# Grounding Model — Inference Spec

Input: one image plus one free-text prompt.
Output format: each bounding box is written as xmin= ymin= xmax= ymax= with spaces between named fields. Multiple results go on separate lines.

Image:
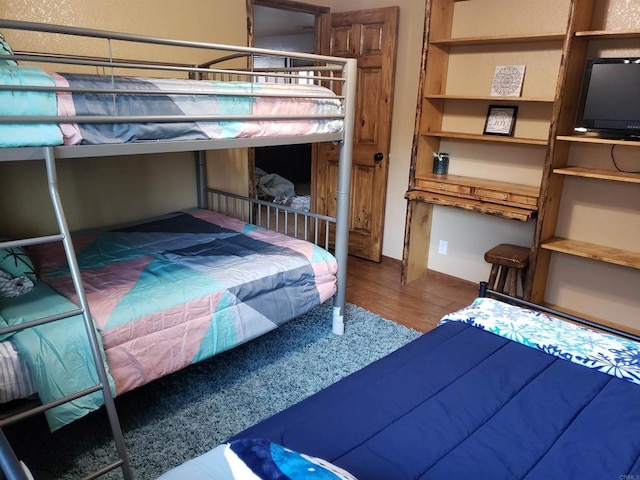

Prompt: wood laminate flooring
xmin=345 ymin=255 xmax=478 ymax=332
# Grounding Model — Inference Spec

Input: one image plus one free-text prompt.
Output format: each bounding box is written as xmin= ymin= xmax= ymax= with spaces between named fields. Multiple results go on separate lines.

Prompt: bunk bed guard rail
xmin=0 ymin=18 xmax=357 ymax=336
xmin=0 ymin=18 xmax=357 ymax=480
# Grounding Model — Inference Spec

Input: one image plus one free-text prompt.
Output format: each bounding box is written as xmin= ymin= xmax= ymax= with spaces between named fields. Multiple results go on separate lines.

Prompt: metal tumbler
xmin=432 ymin=152 xmax=449 ymax=175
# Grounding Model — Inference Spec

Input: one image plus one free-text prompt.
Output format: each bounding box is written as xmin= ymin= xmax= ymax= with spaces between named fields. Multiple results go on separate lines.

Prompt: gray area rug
xmin=6 ymin=302 xmax=421 ymax=479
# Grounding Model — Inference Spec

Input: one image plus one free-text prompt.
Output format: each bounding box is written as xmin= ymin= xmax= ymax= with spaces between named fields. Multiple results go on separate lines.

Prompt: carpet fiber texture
xmin=6 ymin=302 xmax=421 ymax=480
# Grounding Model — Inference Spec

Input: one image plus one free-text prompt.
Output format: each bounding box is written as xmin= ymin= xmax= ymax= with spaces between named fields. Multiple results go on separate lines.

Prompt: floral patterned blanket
xmin=439 ymin=297 xmax=640 ymax=386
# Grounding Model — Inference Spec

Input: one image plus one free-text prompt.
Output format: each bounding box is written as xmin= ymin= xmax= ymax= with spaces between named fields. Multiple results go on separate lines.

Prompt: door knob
xmin=373 ymin=152 xmax=384 ymax=162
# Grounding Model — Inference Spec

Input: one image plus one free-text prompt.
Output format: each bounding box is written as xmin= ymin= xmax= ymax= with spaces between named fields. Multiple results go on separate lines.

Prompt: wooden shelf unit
xmin=529 ymin=2 xmax=640 ymax=326
xmin=402 ymin=0 xmax=639 ymax=330
xmin=402 ymin=0 xmax=566 ymax=284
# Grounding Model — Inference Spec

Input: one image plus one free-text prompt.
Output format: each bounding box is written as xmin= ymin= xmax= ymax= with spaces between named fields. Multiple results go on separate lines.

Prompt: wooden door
xmin=314 ymin=6 xmax=399 ymax=262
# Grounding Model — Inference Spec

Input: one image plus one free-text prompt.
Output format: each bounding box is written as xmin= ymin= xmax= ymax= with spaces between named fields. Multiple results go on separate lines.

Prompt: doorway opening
xmin=253 ymin=5 xmax=315 ymax=206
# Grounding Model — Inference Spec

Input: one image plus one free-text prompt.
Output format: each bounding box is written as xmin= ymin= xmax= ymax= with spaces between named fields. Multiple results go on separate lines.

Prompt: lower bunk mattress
xmin=0 ymin=209 xmax=337 ymax=430
xmin=161 ymin=297 xmax=640 ymax=480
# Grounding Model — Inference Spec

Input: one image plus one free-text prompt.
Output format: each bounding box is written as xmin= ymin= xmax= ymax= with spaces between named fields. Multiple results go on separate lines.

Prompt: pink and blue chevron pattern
xmin=21 ymin=209 xmax=336 ymax=426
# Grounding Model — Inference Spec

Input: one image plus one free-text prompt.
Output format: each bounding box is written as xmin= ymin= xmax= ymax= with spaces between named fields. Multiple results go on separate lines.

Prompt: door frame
xmin=247 ymin=0 xmax=330 ymax=54
xmin=246 ymin=0 xmax=331 ymax=201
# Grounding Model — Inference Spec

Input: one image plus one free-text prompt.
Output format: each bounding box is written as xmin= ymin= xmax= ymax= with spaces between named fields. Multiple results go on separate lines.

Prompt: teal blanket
xmin=0 ymin=65 xmax=63 ymax=147
xmin=0 ymin=282 xmax=114 ymax=431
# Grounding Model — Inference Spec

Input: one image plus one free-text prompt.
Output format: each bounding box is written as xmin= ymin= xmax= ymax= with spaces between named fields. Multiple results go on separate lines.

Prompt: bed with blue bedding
xmin=0 ymin=209 xmax=337 ymax=431
xmin=159 ymin=295 xmax=640 ymax=480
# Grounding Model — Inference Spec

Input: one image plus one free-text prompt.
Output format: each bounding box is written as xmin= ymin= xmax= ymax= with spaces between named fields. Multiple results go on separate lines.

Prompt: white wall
xmin=426 ymin=138 xmax=541 ymax=282
xmin=429 ymin=208 xmax=535 ymax=282
xmin=256 ymin=34 xmax=315 ymax=53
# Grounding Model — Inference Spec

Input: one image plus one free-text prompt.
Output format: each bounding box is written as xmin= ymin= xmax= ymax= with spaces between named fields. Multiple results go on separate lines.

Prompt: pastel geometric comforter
xmin=0 ymin=65 xmax=344 ymax=147
xmin=11 ymin=209 xmax=337 ymax=429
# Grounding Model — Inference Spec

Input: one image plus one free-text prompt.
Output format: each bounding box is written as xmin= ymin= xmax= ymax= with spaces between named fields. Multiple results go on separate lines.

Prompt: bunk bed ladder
xmin=0 ymin=147 xmax=133 ymax=480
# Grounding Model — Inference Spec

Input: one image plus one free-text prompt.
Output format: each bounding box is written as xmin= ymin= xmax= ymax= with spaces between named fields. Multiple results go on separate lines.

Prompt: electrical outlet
xmin=438 ymin=240 xmax=448 ymax=255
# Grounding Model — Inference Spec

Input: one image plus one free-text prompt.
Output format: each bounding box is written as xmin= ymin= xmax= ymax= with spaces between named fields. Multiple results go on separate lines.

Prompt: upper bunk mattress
xmin=0 ymin=65 xmax=344 ymax=147
xmin=20 ymin=209 xmax=338 ymax=398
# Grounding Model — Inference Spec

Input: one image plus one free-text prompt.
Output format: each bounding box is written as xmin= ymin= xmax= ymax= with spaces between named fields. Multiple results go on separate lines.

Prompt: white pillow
xmin=157 ymin=439 xmax=357 ymax=480
xmin=0 ymin=269 xmax=35 ymax=298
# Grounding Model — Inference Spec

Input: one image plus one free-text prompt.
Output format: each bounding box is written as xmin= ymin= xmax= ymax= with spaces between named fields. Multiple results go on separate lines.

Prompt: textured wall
xmin=1 ymin=0 xmax=246 ymax=49
xmin=0 ymin=0 xmax=247 ymax=235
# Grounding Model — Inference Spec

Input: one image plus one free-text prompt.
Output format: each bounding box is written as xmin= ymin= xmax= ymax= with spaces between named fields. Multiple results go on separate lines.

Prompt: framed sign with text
xmin=483 ymin=105 xmax=518 ymax=136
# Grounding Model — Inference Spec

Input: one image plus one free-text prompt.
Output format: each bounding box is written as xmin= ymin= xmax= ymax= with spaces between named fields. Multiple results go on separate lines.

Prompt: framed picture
xmin=483 ymin=105 xmax=518 ymax=136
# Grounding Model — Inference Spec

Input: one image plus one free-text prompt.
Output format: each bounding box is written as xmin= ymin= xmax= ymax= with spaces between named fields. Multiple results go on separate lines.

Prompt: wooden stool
xmin=484 ymin=244 xmax=530 ymax=298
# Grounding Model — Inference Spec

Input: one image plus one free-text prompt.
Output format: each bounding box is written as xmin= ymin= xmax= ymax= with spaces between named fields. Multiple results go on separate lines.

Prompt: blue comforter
xmin=231 ymin=299 xmax=640 ymax=479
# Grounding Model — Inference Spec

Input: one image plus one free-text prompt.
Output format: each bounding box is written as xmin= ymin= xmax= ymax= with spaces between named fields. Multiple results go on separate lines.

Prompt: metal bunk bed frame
xmin=0 ymin=19 xmax=356 ymax=480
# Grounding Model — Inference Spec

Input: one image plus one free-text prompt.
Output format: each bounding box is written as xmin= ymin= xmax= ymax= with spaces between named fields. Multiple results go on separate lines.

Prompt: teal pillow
xmin=0 ymin=32 xmax=18 ymax=66
xmin=0 ymin=245 xmax=37 ymax=284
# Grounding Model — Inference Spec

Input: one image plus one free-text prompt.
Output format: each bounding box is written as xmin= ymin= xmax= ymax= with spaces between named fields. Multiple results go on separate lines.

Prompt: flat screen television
xmin=574 ymin=57 xmax=640 ymax=140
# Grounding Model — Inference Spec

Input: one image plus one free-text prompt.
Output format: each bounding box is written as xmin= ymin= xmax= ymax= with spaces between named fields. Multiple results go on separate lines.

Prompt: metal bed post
xmin=42 ymin=147 xmax=134 ymax=480
xmin=195 ymin=150 xmax=207 ymax=209
xmin=0 ymin=431 xmax=27 ymax=480
xmin=191 ymin=65 xmax=208 ymax=211
xmin=331 ymin=58 xmax=357 ymax=335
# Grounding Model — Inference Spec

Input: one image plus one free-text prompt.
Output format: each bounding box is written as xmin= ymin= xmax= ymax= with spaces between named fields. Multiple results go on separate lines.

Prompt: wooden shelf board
xmin=430 ymin=33 xmax=565 ymax=46
xmin=575 ymin=29 xmax=640 ymax=40
xmin=541 ymin=237 xmax=640 ymax=269
xmin=405 ymin=190 xmax=536 ymax=222
xmin=553 ymin=166 xmax=640 ymax=184
xmin=541 ymin=303 xmax=640 ymax=339
xmin=423 ymin=131 xmax=548 ymax=146
xmin=557 ymin=135 xmax=640 ymax=147
xmin=425 ymin=94 xmax=553 ymax=103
